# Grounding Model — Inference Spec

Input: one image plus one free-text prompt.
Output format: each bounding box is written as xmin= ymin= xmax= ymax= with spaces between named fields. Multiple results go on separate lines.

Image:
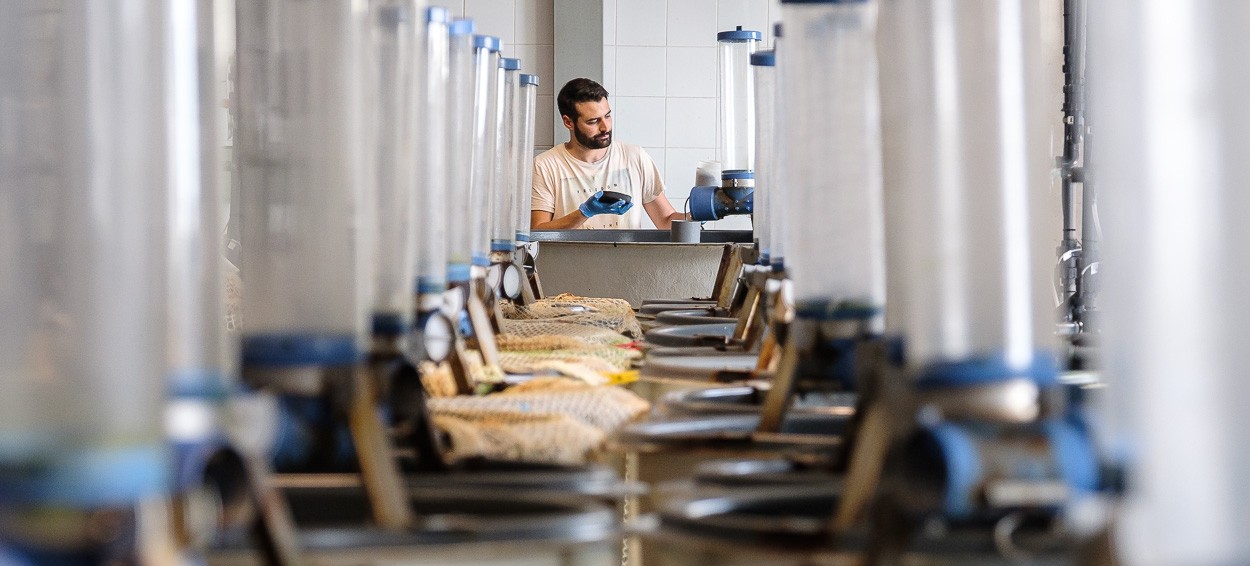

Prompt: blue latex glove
xmin=578 ymin=190 xmax=634 ymax=217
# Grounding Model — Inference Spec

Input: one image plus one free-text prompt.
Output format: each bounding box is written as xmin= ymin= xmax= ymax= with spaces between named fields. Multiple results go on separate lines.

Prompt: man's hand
xmin=578 ymin=190 xmax=635 ymax=217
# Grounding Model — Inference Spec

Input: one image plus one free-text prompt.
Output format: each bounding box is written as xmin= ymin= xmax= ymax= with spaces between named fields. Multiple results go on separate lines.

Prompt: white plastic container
xmin=1091 ymin=1 xmax=1250 ymax=563
xmin=515 ymin=75 xmax=540 ymax=244
xmin=491 ymin=59 xmax=521 ymax=254
xmin=446 ymin=19 xmax=477 ymax=282
xmin=368 ymin=0 xmax=418 ymax=336
xmin=415 ymin=7 xmax=451 ymax=298
xmin=778 ymin=0 xmax=885 ymax=323
xmin=0 ymin=0 xmax=170 ymax=505
xmin=236 ymin=0 xmax=371 ymax=359
xmin=469 ymin=35 xmax=501 ymax=267
xmin=751 ymin=50 xmax=777 ymax=263
xmin=878 ymin=0 xmax=1045 ymax=372
xmin=717 ymin=27 xmax=761 ymax=175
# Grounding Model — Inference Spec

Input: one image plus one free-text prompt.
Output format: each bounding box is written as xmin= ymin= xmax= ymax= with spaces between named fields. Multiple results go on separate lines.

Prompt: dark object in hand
xmin=597 ymin=190 xmax=632 ymax=205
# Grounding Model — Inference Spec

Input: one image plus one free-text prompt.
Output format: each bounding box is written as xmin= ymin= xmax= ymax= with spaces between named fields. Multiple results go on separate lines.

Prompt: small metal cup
xmin=671 ymin=220 xmax=701 ymax=243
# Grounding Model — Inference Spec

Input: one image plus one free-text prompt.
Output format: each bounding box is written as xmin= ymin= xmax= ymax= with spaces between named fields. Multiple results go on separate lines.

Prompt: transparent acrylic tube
xmin=779 ymin=1 xmax=885 ymax=322
xmin=368 ymin=0 xmax=418 ymax=335
xmin=769 ymin=33 xmax=788 ymax=269
xmin=491 ymin=62 xmax=520 ymax=253
xmin=877 ymin=0 xmax=1042 ymax=371
xmin=515 ymin=77 xmax=539 ymax=244
xmin=236 ymin=0 xmax=370 ymax=352
xmin=1091 ymin=1 xmax=1250 ymax=563
xmin=0 ymin=0 xmax=169 ymax=505
xmin=718 ymin=30 xmax=760 ymax=173
xmin=468 ymin=36 xmax=501 ymax=267
xmin=752 ymin=51 xmax=776 ymax=262
xmin=446 ymin=20 xmax=476 ymax=282
xmin=416 ymin=8 xmax=450 ymax=297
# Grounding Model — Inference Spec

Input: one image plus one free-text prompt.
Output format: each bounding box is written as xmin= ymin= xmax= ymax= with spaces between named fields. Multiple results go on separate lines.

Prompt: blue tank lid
xmin=449 ymin=18 xmax=474 ymax=36
xmin=750 ymin=50 xmax=775 ymax=66
xmin=426 ymin=6 xmax=449 ymax=24
xmin=473 ymin=34 xmax=501 ymax=52
xmin=520 ymin=73 xmax=540 ymax=86
xmin=500 ymin=57 xmax=521 ymax=70
xmin=717 ymin=25 xmax=762 ymax=42
xmin=721 ymin=169 xmax=755 ymax=180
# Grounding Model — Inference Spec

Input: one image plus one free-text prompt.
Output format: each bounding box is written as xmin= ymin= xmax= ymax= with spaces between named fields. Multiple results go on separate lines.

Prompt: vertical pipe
xmin=0 ymin=0 xmax=169 ymax=509
xmin=515 ymin=75 xmax=540 ymax=244
xmin=236 ymin=0 xmax=371 ymax=365
xmin=446 ymin=19 xmax=476 ymax=283
xmin=416 ymin=7 xmax=450 ymax=304
xmin=1092 ymin=0 xmax=1250 ymax=562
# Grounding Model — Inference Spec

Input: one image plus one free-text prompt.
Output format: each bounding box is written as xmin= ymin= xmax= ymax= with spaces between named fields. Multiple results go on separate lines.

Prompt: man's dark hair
xmin=556 ymin=78 xmax=609 ymax=121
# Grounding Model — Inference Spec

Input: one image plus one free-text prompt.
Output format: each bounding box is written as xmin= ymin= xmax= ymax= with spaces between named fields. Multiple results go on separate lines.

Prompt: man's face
xmin=565 ymin=98 xmax=613 ymax=149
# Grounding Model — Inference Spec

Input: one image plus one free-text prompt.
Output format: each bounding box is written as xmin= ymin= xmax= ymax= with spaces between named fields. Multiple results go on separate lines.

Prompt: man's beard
xmin=575 ymin=129 xmax=612 ymax=149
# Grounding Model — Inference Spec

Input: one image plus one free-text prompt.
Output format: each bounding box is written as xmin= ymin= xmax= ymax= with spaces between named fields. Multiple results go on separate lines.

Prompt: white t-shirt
xmin=531 ymin=142 xmax=665 ymax=229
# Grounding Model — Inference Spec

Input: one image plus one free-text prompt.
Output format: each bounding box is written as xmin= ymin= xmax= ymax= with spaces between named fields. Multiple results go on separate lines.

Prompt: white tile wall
xmin=601 ymin=46 xmax=617 ymax=94
xmin=665 ymin=97 xmax=717 ymax=148
xmin=666 ymin=0 xmax=718 ymax=47
xmin=615 ymin=0 xmax=667 ymax=46
xmin=666 ymin=47 xmax=716 ymax=98
xmin=613 ymin=96 xmax=667 ymax=147
xmin=515 ymin=0 xmax=554 ymax=45
xmin=716 ymin=0 xmax=769 ymax=39
xmin=466 ymin=0 xmax=516 ymax=46
xmin=614 ymin=46 xmax=667 ymax=97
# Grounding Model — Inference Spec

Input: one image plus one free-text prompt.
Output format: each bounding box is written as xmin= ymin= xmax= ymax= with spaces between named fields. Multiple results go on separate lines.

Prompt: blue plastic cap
xmin=795 ymin=299 xmax=883 ymax=321
xmin=449 ymin=18 xmax=475 ymax=36
xmin=520 ymin=73 xmax=540 ymax=86
xmin=371 ymin=313 xmax=407 ymax=337
xmin=500 ymin=57 xmax=521 ymax=70
xmin=474 ymin=34 xmax=501 ymax=52
xmin=915 ymin=350 xmax=1060 ymax=390
xmin=426 ymin=6 xmax=449 ymax=24
xmin=751 ymin=50 xmax=776 ymax=67
xmin=717 ymin=26 xmax=762 ymax=42
xmin=242 ymin=333 xmax=361 ymax=367
xmin=721 ymin=169 xmax=755 ymax=180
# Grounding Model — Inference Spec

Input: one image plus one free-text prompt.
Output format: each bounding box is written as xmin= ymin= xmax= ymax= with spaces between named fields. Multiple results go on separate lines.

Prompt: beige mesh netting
xmin=499 ymin=319 xmax=634 ymax=346
xmin=502 ymin=293 xmax=643 ymax=338
xmin=427 ymin=378 xmax=651 ymax=465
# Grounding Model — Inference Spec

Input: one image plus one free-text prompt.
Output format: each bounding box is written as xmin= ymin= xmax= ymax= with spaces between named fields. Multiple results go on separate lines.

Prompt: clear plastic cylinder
xmin=445 ymin=19 xmax=476 ymax=282
xmin=751 ymin=51 xmax=776 ymax=262
xmin=167 ymin=0 xmax=230 ymax=382
xmin=718 ymin=28 xmax=760 ymax=174
xmin=468 ymin=35 xmax=501 ymax=267
xmin=769 ymin=29 xmax=788 ymax=269
xmin=515 ymin=77 xmax=539 ymax=243
xmin=877 ymin=0 xmax=1042 ymax=370
xmin=1091 ymin=1 xmax=1250 ymax=562
xmin=778 ymin=0 xmax=885 ymax=321
xmin=0 ymin=0 xmax=169 ymax=505
xmin=491 ymin=61 xmax=521 ymax=253
xmin=415 ymin=8 xmax=450 ymax=297
xmin=368 ymin=0 xmax=418 ymax=335
xmin=235 ymin=0 xmax=371 ymax=350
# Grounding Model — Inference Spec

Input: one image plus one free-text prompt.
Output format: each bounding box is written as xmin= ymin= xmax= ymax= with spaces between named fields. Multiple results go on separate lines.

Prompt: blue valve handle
xmin=579 ymin=190 xmax=634 ymax=217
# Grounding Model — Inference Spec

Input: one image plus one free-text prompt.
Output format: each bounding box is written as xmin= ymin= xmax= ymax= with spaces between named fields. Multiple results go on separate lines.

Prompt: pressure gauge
xmin=501 ymin=263 xmax=523 ymax=300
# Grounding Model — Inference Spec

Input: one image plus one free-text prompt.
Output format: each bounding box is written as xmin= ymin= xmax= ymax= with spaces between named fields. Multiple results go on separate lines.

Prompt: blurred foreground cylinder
xmin=236 ymin=0 xmax=371 ymax=368
xmin=0 ymin=0 xmax=170 ymax=507
xmin=878 ymin=0 xmax=1051 ymax=381
xmin=415 ymin=7 xmax=451 ymax=299
xmin=779 ymin=0 xmax=885 ymax=322
xmin=1091 ymin=0 xmax=1250 ymax=562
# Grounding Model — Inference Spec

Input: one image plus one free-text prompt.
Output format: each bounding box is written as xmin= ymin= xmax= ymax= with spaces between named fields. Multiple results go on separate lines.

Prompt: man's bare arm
xmin=531 ymin=209 xmax=590 ymax=230
xmin=643 ymin=194 xmax=689 ymax=230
